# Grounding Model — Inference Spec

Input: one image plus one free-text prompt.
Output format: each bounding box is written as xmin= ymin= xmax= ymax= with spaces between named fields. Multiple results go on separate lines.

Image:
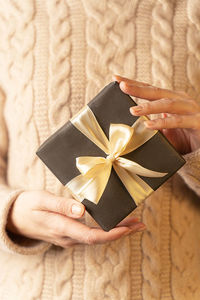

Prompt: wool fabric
xmin=0 ymin=1 xmax=200 ymax=299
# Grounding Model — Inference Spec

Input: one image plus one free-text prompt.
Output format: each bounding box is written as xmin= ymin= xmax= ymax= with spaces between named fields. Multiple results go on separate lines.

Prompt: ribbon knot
xmin=66 ymin=106 xmax=167 ymax=205
xmin=106 ymin=154 xmax=116 ymax=163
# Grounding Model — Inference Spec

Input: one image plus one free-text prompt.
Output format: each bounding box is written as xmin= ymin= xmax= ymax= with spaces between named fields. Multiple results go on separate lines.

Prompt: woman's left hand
xmin=113 ymin=75 xmax=200 ymax=155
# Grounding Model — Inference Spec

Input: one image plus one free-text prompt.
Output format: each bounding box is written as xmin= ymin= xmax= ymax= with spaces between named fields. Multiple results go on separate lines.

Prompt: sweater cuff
xmin=0 ymin=188 xmax=51 ymax=255
xmin=178 ymin=147 xmax=200 ymax=196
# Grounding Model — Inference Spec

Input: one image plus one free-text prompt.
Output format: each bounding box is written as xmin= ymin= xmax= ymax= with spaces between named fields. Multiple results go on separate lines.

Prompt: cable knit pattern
xmin=3 ymin=0 xmax=40 ymax=190
xmin=141 ymin=193 xmax=162 ymax=299
xmin=170 ymin=175 xmax=200 ymax=300
xmin=52 ymin=247 xmax=73 ymax=300
xmin=141 ymin=1 xmax=174 ymax=299
xmin=0 ymin=251 xmax=46 ymax=300
xmin=0 ymin=0 xmax=50 ymax=254
xmin=46 ymin=0 xmax=71 ymax=133
xmin=179 ymin=149 xmax=200 ymax=197
xmin=187 ymin=0 xmax=200 ymax=102
xmin=0 ymin=1 xmax=200 ymax=299
xmin=173 ymin=0 xmax=188 ymax=93
xmin=84 ymin=238 xmax=131 ymax=300
xmin=82 ymin=0 xmax=136 ymax=103
xmin=151 ymin=0 xmax=174 ymax=89
xmin=0 ymin=5 xmax=50 ymax=300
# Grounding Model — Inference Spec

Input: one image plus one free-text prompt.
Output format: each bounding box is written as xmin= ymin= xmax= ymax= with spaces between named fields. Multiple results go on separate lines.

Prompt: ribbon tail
xmin=113 ymin=163 xmax=153 ymax=206
xmin=66 ymin=161 xmax=112 ymax=204
xmin=116 ymin=157 xmax=168 ymax=177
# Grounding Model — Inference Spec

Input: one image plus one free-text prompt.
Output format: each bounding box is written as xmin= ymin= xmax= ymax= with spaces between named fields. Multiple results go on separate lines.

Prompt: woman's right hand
xmin=6 ymin=191 xmax=146 ymax=248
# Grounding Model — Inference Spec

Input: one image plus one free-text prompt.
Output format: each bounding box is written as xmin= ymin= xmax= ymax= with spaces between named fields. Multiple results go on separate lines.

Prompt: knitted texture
xmin=142 ymin=1 xmax=174 ymax=299
xmin=47 ymin=0 xmax=71 ymax=133
xmin=187 ymin=0 xmax=200 ymax=101
xmin=0 ymin=1 xmax=200 ymax=299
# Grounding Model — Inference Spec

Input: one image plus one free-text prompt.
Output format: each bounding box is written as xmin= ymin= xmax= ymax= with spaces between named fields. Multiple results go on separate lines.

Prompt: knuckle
xmin=164 ymin=98 xmax=175 ymax=108
xmin=49 ymin=226 xmax=61 ymax=238
xmin=52 ymin=240 xmax=61 ymax=247
xmin=175 ymin=115 xmax=183 ymax=126
xmin=56 ymin=198 xmax=69 ymax=216
xmin=50 ymin=219 xmax=66 ymax=237
xmin=54 ymin=239 xmax=68 ymax=248
xmin=143 ymin=102 xmax=151 ymax=111
xmin=85 ymin=229 xmax=97 ymax=245
xmin=58 ymin=240 xmax=73 ymax=248
xmin=158 ymin=117 xmax=167 ymax=127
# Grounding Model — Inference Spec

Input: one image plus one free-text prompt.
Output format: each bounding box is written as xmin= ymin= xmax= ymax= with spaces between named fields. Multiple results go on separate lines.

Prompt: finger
xmin=117 ymin=218 xmax=146 ymax=231
xmin=54 ymin=238 xmax=81 ymax=248
xmin=145 ymin=114 xmax=200 ymax=130
xmin=119 ymin=80 xmax=191 ymax=101
xmin=130 ymin=98 xmax=200 ymax=116
xmin=112 ymin=74 xmax=151 ymax=87
xmin=117 ymin=216 xmax=142 ymax=226
xmin=80 ymin=225 xmax=145 ymax=245
xmin=56 ymin=215 xmax=146 ymax=245
xmin=38 ymin=193 xmax=85 ymax=219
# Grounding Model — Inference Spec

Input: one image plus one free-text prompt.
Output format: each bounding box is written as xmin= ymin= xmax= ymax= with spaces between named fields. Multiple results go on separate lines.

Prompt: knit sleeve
xmin=178 ymin=147 xmax=200 ymax=197
xmin=0 ymin=87 xmax=51 ymax=255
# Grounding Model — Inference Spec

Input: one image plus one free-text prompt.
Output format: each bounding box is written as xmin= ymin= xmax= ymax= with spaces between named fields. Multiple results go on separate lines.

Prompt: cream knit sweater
xmin=0 ymin=0 xmax=200 ymax=299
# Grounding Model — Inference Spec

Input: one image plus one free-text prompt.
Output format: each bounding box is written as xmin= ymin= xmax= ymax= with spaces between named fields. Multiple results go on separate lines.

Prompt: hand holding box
xmin=37 ymin=82 xmax=185 ymax=231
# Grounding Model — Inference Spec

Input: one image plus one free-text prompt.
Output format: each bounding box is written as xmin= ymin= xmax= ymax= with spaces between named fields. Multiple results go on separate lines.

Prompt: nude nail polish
xmin=71 ymin=204 xmax=82 ymax=215
xmin=132 ymin=106 xmax=142 ymax=113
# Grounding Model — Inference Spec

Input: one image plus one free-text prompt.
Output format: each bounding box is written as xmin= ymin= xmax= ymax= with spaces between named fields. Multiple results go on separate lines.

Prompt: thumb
xmin=41 ymin=193 xmax=85 ymax=219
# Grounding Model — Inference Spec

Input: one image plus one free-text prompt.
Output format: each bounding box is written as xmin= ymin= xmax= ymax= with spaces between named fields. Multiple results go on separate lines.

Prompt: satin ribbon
xmin=66 ymin=106 xmax=167 ymax=205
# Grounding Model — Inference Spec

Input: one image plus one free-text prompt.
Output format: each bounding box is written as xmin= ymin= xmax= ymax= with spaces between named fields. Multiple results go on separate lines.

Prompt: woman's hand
xmin=113 ymin=75 xmax=200 ymax=155
xmin=7 ymin=191 xmax=146 ymax=248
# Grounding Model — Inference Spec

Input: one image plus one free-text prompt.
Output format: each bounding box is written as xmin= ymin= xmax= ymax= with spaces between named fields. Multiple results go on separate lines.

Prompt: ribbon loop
xmin=109 ymin=123 xmax=134 ymax=158
xmin=67 ymin=106 xmax=167 ymax=205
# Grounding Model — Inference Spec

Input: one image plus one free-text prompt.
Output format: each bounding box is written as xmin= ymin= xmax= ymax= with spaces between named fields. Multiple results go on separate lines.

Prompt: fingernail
xmin=71 ymin=204 xmax=82 ymax=215
xmin=137 ymin=225 xmax=146 ymax=232
xmin=132 ymin=217 xmax=139 ymax=222
xmin=112 ymin=74 xmax=118 ymax=79
xmin=130 ymin=106 xmax=142 ymax=114
xmin=130 ymin=223 xmax=146 ymax=231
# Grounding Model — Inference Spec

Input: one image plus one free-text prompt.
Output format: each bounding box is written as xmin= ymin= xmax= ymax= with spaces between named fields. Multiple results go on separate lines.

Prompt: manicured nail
xmin=137 ymin=225 xmax=146 ymax=232
xmin=112 ymin=74 xmax=118 ymax=78
xmin=132 ymin=217 xmax=139 ymax=222
xmin=71 ymin=204 xmax=82 ymax=215
xmin=130 ymin=106 xmax=142 ymax=114
xmin=130 ymin=223 xmax=146 ymax=231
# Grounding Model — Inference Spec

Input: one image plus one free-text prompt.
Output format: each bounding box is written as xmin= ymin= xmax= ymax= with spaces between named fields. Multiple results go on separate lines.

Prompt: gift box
xmin=36 ymin=81 xmax=185 ymax=231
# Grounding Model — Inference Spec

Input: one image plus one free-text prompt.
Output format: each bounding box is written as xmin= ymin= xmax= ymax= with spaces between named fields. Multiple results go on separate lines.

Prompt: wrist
xmin=6 ymin=201 xmax=19 ymax=234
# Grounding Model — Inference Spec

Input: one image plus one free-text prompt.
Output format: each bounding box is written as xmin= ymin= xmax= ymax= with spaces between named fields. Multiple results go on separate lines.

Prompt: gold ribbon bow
xmin=66 ymin=106 xmax=167 ymax=205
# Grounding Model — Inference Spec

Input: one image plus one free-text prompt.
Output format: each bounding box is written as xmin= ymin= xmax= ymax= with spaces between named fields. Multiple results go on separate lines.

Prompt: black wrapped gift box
xmin=36 ymin=81 xmax=185 ymax=231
